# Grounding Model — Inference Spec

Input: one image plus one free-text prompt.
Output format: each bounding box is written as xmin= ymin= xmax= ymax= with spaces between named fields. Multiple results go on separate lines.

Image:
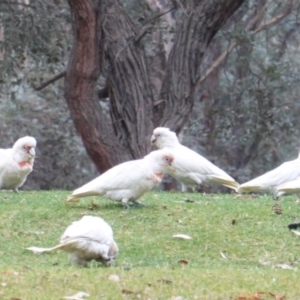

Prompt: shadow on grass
xmin=65 ymin=200 xmax=156 ymax=211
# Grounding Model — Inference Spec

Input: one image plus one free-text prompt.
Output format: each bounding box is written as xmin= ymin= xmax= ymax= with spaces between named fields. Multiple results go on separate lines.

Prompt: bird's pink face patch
xmin=154 ymin=173 xmax=163 ymax=180
xmin=18 ymin=161 xmax=33 ymax=167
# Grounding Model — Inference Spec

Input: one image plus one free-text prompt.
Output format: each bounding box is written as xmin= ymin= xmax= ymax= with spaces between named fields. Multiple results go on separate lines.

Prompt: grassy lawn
xmin=0 ymin=190 xmax=300 ymax=299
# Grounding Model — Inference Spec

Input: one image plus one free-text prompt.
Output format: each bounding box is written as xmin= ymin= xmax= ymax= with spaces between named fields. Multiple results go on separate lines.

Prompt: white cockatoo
xmin=150 ymin=127 xmax=239 ymax=192
xmin=273 ymin=178 xmax=300 ymax=199
xmin=238 ymin=152 xmax=300 ymax=196
xmin=0 ymin=136 xmax=36 ymax=192
xmin=67 ymin=149 xmax=175 ymax=208
xmin=27 ymin=215 xmax=118 ymax=267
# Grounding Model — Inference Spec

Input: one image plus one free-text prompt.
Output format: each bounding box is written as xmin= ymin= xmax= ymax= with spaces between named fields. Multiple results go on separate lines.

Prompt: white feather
xmin=0 ymin=136 xmax=36 ymax=192
xmin=27 ymin=215 xmax=118 ymax=267
xmin=238 ymin=152 xmax=300 ymax=195
xmin=150 ymin=127 xmax=239 ymax=191
xmin=67 ymin=149 xmax=174 ymax=207
xmin=274 ymin=177 xmax=300 ymax=199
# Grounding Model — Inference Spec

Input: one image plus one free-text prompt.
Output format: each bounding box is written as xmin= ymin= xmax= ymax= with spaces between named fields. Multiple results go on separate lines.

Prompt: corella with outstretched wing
xmin=27 ymin=215 xmax=118 ymax=267
xmin=67 ymin=149 xmax=174 ymax=208
xmin=0 ymin=136 xmax=36 ymax=192
xmin=238 ymin=152 xmax=300 ymax=197
xmin=151 ymin=127 xmax=239 ymax=192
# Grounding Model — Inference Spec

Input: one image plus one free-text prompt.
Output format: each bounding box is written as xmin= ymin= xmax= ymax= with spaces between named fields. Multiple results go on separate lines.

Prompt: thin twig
xmin=141 ymin=6 xmax=175 ymax=28
xmin=195 ymin=0 xmax=293 ymax=88
xmin=34 ymin=70 xmax=66 ymax=91
xmin=116 ymin=5 xmax=176 ymax=58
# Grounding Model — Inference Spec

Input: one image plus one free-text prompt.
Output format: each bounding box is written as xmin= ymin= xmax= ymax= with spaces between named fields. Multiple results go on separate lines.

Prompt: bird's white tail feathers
xmin=67 ymin=190 xmax=99 ymax=202
xmin=26 ymin=244 xmax=63 ymax=253
xmin=26 ymin=239 xmax=78 ymax=253
xmin=212 ymin=176 xmax=239 ymax=191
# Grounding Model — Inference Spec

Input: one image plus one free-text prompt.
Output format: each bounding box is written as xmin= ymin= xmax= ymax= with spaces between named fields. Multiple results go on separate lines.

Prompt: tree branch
xmin=140 ymin=6 xmax=175 ymax=28
xmin=34 ymin=70 xmax=66 ymax=91
xmin=135 ymin=6 xmax=176 ymax=43
xmin=195 ymin=0 xmax=294 ymax=88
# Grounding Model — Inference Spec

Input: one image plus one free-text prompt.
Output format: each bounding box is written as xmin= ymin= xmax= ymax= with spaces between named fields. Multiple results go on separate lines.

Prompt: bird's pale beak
xmin=151 ymin=135 xmax=156 ymax=144
xmin=29 ymin=147 xmax=36 ymax=157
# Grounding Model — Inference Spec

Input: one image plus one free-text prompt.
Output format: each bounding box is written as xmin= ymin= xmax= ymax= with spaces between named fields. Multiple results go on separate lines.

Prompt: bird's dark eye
xmin=164 ymin=157 xmax=169 ymax=163
xmin=22 ymin=146 xmax=27 ymax=151
xmin=157 ymin=134 xmax=161 ymax=137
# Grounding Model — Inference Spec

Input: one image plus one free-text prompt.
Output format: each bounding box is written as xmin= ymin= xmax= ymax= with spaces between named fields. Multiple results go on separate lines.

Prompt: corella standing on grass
xmin=151 ymin=127 xmax=239 ymax=192
xmin=238 ymin=152 xmax=300 ymax=197
xmin=27 ymin=215 xmax=118 ymax=267
xmin=0 ymin=136 xmax=36 ymax=192
xmin=67 ymin=149 xmax=175 ymax=208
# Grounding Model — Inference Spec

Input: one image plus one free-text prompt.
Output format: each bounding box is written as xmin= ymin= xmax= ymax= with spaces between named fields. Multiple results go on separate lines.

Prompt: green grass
xmin=0 ymin=191 xmax=300 ymax=299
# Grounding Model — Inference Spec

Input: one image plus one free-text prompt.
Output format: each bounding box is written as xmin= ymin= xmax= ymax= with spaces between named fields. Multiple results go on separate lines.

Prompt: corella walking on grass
xmin=67 ymin=149 xmax=174 ymax=208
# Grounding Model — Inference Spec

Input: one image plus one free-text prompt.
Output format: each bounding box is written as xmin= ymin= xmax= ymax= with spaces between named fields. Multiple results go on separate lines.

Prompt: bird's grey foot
xmin=121 ymin=199 xmax=130 ymax=209
xmin=13 ymin=188 xmax=19 ymax=193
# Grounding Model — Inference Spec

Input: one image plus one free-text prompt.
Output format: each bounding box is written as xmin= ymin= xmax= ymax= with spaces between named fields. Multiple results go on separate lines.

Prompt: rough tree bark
xmin=65 ymin=0 xmax=246 ymax=173
xmin=65 ymin=0 xmax=133 ymax=172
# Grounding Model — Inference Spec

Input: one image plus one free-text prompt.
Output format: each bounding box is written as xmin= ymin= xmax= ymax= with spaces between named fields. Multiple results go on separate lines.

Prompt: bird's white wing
xmin=0 ymin=149 xmax=13 ymax=185
xmin=72 ymin=159 xmax=151 ymax=195
xmin=238 ymin=158 xmax=300 ymax=193
xmin=169 ymin=145 xmax=237 ymax=188
xmin=172 ymin=146 xmax=233 ymax=176
xmin=0 ymin=149 xmax=13 ymax=169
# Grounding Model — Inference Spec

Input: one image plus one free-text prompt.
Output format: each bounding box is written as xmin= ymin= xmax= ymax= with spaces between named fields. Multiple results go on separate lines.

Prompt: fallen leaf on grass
xmin=272 ymin=204 xmax=282 ymax=215
xmin=63 ymin=291 xmax=90 ymax=300
xmin=220 ymin=251 xmax=227 ymax=259
xmin=178 ymin=259 xmax=189 ymax=265
xmin=235 ymin=291 xmax=265 ymax=300
xmin=232 ymin=219 xmax=237 ymax=225
xmin=269 ymin=292 xmax=285 ymax=299
xmin=172 ymin=234 xmax=192 ymax=240
xmin=10 ymin=298 xmax=22 ymax=300
xmin=108 ymin=274 xmax=120 ymax=282
xmin=2 ymin=270 xmax=19 ymax=276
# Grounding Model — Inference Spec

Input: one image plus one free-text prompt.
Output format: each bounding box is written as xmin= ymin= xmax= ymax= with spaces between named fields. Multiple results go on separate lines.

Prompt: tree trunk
xmin=100 ymin=0 xmax=155 ymax=159
xmin=65 ymin=0 xmax=246 ymax=173
xmin=65 ymin=0 xmax=132 ymax=172
xmin=155 ymin=0 xmax=246 ymax=132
